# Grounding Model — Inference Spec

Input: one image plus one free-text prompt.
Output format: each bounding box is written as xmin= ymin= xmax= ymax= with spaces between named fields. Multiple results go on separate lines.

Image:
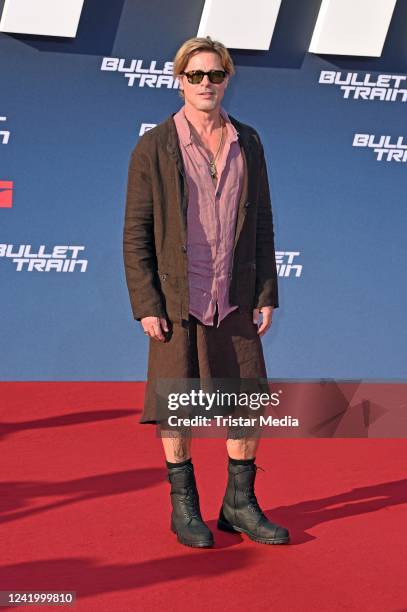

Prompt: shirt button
xmin=181 ymin=245 xmax=187 ymax=252
xmin=216 ymin=191 xmax=221 ymax=198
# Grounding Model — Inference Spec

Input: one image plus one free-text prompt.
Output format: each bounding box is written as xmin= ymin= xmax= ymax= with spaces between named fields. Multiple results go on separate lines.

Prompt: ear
xmin=178 ymin=74 xmax=184 ymax=92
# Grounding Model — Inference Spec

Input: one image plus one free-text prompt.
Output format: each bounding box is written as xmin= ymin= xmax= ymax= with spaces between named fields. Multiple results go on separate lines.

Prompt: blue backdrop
xmin=1 ymin=0 xmax=406 ymax=381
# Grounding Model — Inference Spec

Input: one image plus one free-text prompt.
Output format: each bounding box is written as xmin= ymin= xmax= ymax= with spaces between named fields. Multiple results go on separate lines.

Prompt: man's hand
xmin=141 ymin=316 xmax=169 ymax=342
xmin=253 ymin=306 xmax=273 ymax=337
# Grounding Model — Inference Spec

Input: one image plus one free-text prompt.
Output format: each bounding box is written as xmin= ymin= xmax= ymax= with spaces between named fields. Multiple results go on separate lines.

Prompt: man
xmin=123 ymin=36 xmax=290 ymax=548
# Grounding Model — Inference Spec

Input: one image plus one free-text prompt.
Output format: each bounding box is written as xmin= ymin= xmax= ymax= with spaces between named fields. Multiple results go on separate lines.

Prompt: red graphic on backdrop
xmin=0 ymin=180 xmax=13 ymax=208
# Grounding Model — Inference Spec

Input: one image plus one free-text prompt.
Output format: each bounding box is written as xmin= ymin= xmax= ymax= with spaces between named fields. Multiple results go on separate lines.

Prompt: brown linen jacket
xmin=123 ymin=111 xmax=279 ymax=324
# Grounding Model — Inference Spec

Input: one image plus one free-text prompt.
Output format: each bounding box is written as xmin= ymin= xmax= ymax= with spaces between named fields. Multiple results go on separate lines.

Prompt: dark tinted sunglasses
xmin=181 ymin=70 xmax=227 ymax=84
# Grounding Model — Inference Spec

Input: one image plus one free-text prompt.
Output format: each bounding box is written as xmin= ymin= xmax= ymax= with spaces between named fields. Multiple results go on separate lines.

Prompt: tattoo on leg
xmin=159 ymin=425 xmax=191 ymax=462
xmin=173 ymin=437 xmax=189 ymax=461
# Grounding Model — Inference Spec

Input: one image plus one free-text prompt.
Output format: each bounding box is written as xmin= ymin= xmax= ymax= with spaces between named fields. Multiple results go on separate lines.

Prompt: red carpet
xmin=1 ymin=383 xmax=406 ymax=611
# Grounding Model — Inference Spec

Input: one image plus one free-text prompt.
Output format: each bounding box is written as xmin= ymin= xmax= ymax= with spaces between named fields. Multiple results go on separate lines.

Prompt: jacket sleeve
xmin=123 ymin=139 xmax=167 ymax=321
xmin=253 ymin=135 xmax=279 ymax=309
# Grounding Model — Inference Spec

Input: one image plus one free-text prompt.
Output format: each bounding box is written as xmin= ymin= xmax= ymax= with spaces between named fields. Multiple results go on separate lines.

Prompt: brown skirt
xmin=140 ymin=305 xmax=268 ymax=425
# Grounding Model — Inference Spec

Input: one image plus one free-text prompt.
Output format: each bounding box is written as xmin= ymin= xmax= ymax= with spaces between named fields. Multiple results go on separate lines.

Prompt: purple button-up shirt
xmin=173 ymin=106 xmax=244 ymax=328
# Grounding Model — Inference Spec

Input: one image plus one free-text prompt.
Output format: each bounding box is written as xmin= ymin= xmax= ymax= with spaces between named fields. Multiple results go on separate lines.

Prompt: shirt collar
xmin=173 ymin=105 xmax=239 ymax=148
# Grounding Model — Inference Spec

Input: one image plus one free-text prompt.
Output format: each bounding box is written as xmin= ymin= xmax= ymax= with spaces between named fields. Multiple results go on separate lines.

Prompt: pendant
xmin=209 ymin=161 xmax=217 ymax=179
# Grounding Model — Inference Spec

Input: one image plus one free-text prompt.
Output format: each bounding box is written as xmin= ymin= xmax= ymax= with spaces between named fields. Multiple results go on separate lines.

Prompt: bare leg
xmin=226 ymin=436 xmax=260 ymax=459
xmin=159 ymin=426 xmax=192 ymax=463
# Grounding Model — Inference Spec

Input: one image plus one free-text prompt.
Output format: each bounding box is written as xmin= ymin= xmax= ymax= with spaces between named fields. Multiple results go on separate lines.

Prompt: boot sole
xmin=217 ymin=517 xmax=290 ymax=545
xmin=170 ymin=523 xmax=214 ymax=548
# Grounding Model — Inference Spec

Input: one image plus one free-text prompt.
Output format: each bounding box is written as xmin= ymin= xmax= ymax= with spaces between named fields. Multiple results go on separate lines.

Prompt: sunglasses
xmin=181 ymin=69 xmax=227 ymax=84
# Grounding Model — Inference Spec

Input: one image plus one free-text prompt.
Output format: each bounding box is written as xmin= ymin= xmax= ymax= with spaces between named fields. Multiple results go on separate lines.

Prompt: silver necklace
xmin=209 ymin=120 xmax=224 ymax=180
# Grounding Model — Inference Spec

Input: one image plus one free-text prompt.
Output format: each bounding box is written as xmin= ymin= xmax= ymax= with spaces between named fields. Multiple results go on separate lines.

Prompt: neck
xmin=183 ymin=104 xmax=222 ymax=136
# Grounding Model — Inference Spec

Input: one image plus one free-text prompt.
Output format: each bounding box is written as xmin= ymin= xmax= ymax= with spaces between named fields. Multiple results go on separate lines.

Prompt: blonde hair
xmin=173 ymin=36 xmax=235 ymax=98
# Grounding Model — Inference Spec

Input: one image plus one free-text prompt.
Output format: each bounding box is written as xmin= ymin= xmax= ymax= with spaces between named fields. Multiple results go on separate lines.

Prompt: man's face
xmin=179 ymin=51 xmax=229 ymax=113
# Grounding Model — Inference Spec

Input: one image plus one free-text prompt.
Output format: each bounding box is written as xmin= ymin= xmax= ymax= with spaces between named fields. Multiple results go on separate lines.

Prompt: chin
xmin=195 ymin=98 xmax=218 ymax=111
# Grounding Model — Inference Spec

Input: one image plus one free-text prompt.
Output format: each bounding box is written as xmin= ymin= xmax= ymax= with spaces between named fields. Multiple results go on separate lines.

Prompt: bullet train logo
xmin=101 ymin=58 xmax=180 ymax=89
xmin=0 ymin=245 xmax=88 ymax=272
xmin=353 ymin=134 xmax=407 ymax=162
xmin=1 ymin=116 xmax=10 ymax=144
xmin=319 ymin=72 xmax=407 ymax=102
xmin=0 ymin=180 xmax=13 ymax=208
xmin=276 ymin=252 xmax=302 ymax=278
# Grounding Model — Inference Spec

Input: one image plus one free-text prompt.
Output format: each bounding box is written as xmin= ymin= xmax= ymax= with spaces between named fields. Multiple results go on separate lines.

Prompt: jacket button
xmin=244 ymin=201 xmax=250 ymax=208
xmin=181 ymin=245 xmax=187 ymax=252
xmin=161 ymin=273 xmax=167 ymax=281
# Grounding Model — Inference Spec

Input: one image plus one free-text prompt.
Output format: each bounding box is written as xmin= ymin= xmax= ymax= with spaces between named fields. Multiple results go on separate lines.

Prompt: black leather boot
xmin=217 ymin=462 xmax=290 ymax=544
xmin=168 ymin=463 xmax=214 ymax=548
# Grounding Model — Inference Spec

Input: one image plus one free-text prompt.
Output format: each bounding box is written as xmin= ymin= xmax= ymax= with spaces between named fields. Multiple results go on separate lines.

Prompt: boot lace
xmin=245 ymin=489 xmax=263 ymax=515
xmin=183 ymin=485 xmax=202 ymax=521
xmin=243 ymin=466 xmax=266 ymax=516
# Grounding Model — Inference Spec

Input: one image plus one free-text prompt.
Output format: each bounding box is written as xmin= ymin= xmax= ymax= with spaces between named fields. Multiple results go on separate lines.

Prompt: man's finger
xmin=253 ymin=308 xmax=260 ymax=325
xmin=257 ymin=312 xmax=272 ymax=336
xmin=160 ymin=317 xmax=169 ymax=332
xmin=151 ymin=319 xmax=165 ymax=341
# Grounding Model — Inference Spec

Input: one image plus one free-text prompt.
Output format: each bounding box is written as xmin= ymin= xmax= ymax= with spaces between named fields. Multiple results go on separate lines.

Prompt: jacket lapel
xmin=166 ymin=115 xmax=188 ymax=241
xmin=229 ymin=116 xmax=252 ymax=251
